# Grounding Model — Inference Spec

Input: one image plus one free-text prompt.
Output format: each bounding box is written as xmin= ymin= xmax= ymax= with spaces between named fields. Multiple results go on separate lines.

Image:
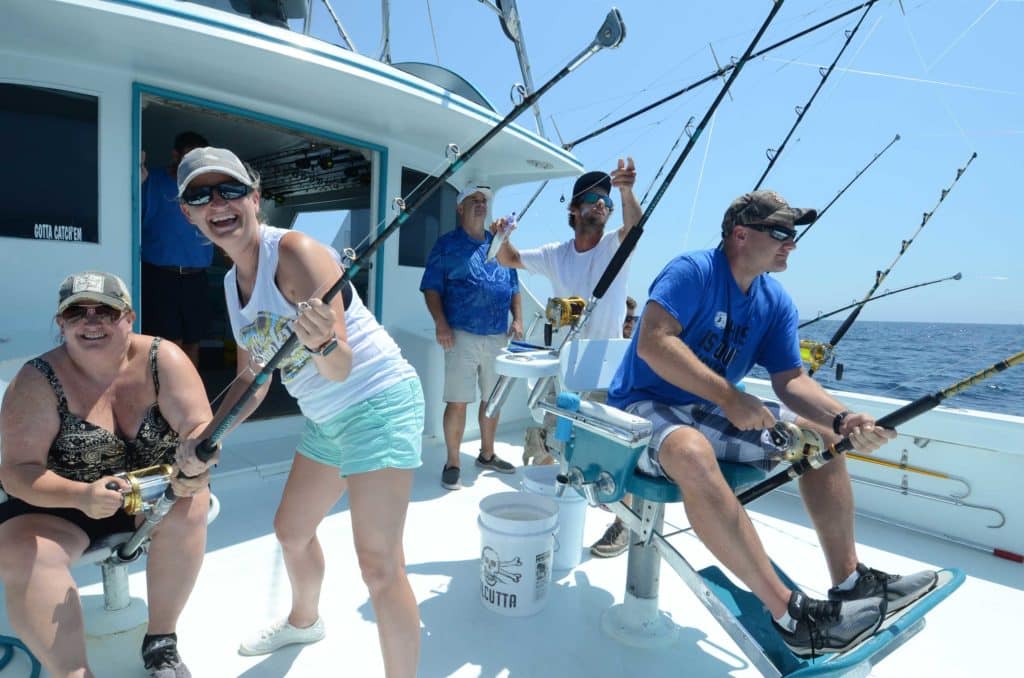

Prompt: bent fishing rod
xmin=565 ymin=0 xmax=880 ymax=150
xmin=754 ymin=1 xmax=875 ymax=189
xmin=737 ymin=349 xmax=1024 ymax=506
xmin=799 ymin=272 xmax=961 ymax=328
xmin=488 ymin=0 xmax=787 ymax=418
xmin=807 ymin=151 xmax=977 ymax=377
xmin=796 ymin=133 xmax=900 ymax=244
xmin=115 ymin=8 xmax=627 ymax=561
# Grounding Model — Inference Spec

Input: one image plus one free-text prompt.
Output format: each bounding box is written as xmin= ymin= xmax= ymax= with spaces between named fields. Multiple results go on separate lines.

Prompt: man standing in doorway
xmin=421 ymin=185 xmax=523 ymax=490
xmin=140 ymin=131 xmax=213 ymax=367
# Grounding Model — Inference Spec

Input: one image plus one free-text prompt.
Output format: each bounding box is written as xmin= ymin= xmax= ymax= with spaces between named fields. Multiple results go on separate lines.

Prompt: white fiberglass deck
xmin=1 ymin=420 xmax=1021 ymax=677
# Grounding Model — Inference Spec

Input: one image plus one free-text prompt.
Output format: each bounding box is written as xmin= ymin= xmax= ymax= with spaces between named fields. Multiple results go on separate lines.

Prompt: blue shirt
xmin=419 ymin=227 xmax=519 ymax=336
xmin=608 ymin=248 xmax=802 ymax=408
xmin=141 ymin=168 xmax=214 ymax=267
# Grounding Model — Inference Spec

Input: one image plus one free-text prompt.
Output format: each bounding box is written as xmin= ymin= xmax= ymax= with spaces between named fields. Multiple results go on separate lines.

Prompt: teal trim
xmin=109 ymin=1 xmax=579 ymax=169
xmin=133 ymin=84 xmax=390 ymax=318
xmin=373 ymin=148 xmax=388 ymax=319
xmin=131 ymin=84 xmax=142 ymax=333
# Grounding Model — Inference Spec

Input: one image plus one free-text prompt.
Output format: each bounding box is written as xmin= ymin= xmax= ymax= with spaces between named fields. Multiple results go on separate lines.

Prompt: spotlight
xmin=318 ymin=155 xmax=334 ymax=170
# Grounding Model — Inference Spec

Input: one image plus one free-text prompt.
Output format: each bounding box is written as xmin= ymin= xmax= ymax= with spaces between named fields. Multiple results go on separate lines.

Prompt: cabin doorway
xmin=138 ymin=91 xmax=376 ymax=420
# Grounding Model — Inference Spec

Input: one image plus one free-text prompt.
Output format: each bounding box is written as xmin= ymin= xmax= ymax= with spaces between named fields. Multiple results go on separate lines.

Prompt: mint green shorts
xmin=297 ymin=378 xmax=424 ymax=477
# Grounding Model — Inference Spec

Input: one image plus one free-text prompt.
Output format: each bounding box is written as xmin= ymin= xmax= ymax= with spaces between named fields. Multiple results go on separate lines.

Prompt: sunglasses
xmin=743 ymin=222 xmax=797 ymax=242
xmin=624 ymin=315 xmax=639 ymax=322
xmin=181 ymin=181 xmax=252 ymax=207
xmin=578 ymin=192 xmax=614 ymax=210
xmin=60 ymin=304 xmax=125 ymax=324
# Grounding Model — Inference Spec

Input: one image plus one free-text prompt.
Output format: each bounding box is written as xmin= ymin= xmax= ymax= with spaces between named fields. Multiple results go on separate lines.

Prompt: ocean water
xmin=748 ymin=321 xmax=1024 ymax=418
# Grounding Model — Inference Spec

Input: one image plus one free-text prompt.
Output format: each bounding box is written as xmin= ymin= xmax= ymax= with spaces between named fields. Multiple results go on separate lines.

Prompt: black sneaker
xmin=441 ymin=465 xmax=461 ymax=491
xmin=828 ymin=563 xmax=937 ymax=616
xmin=590 ymin=519 xmax=629 ymax=558
xmin=142 ymin=633 xmax=191 ymax=678
xmin=773 ymin=591 xmax=883 ymax=658
xmin=475 ymin=452 xmax=515 ymax=474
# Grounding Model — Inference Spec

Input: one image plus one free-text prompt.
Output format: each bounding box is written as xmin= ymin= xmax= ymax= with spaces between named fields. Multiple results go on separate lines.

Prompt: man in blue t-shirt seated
xmin=420 ymin=185 xmax=523 ymax=490
xmin=607 ymin=190 xmax=937 ymax=658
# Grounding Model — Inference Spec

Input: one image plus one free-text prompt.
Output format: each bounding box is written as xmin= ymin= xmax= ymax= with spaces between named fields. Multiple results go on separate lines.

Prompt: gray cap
xmin=721 ymin=190 xmax=817 ymax=236
xmin=58 ymin=271 xmax=132 ymax=313
xmin=176 ymin=147 xmax=253 ymax=197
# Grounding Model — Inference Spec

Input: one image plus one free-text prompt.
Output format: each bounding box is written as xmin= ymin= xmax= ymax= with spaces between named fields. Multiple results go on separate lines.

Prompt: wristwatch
xmin=832 ymin=410 xmax=851 ymax=435
xmin=306 ymin=333 xmax=338 ymax=357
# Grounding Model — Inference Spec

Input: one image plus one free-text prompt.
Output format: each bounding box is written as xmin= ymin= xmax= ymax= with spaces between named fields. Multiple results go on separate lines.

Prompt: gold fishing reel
xmin=768 ymin=422 xmax=826 ymax=464
xmin=545 ymin=296 xmax=586 ymax=330
xmin=115 ymin=464 xmax=173 ymax=515
xmin=799 ymin=339 xmax=833 ymax=372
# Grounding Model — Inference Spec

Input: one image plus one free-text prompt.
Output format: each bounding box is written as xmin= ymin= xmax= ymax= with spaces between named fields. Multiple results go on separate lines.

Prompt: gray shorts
xmin=624 ymin=399 xmax=798 ymax=478
xmin=443 ymin=330 xmax=507 ymax=403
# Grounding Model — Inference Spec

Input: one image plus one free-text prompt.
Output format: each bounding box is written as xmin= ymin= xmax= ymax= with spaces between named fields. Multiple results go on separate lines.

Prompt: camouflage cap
xmin=721 ymin=190 xmax=817 ymax=236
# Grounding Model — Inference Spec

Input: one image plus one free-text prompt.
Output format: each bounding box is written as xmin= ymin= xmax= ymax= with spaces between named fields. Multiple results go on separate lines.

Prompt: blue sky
xmin=301 ymin=0 xmax=1022 ymax=325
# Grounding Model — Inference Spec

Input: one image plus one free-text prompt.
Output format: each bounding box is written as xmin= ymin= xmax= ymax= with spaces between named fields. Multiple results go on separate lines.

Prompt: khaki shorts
xmin=443 ymin=330 xmax=508 ymax=403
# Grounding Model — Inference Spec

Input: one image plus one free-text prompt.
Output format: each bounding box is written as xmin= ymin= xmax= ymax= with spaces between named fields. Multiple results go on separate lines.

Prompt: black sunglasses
xmin=60 ymin=304 xmax=125 ymax=324
xmin=181 ymin=181 xmax=252 ymax=207
xmin=743 ymin=222 xmax=796 ymax=242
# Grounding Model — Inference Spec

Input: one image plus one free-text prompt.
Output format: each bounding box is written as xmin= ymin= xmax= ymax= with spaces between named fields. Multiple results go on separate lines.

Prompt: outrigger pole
xmin=796 ymin=133 xmax=901 ymax=243
xmin=807 ymin=151 xmax=977 ymax=376
xmin=753 ymin=1 xmax=875 ymax=189
xmin=799 ymin=272 xmax=961 ymax=328
xmin=488 ymin=0 xmax=786 ymax=418
xmin=564 ymin=0 xmax=881 ymax=150
xmin=737 ymin=350 xmax=1024 ymax=505
xmin=115 ymin=8 xmax=627 ymax=561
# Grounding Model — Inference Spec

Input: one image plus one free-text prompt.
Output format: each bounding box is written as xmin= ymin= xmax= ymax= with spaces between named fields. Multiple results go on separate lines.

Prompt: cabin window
xmin=0 ymin=85 xmax=99 ymax=243
xmin=397 ymin=167 xmax=458 ymax=267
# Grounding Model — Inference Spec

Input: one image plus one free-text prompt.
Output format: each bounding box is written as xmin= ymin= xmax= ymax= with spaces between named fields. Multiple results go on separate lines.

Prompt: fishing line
xmin=926 ymin=0 xmax=998 ymax=72
xmin=799 ymin=272 xmax=960 ymax=328
xmin=683 ymin=110 xmax=718 ymax=252
xmin=759 ymin=59 xmax=1020 ymax=95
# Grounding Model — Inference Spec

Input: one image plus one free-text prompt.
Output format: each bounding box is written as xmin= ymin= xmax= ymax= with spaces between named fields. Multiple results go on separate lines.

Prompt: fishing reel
xmin=543 ymin=296 xmax=586 ymax=346
xmin=768 ymin=422 xmax=827 ymax=464
xmin=114 ymin=464 xmax=173 ymax=515
xmin=799 ymin=339 xmax=834 ymax=373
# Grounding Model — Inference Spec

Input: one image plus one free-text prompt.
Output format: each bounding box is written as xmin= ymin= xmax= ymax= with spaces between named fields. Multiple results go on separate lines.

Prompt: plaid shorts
xmin=624 ymin=399 xmax=797 ymax=478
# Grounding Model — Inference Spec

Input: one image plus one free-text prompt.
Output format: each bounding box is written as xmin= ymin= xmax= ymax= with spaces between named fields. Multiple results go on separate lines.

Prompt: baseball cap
xmin=456 ymin=184 xmax=493 ymax=206
xmin=721 ymin=190 xmax=817 ymax=236
xmin=176 ymin=147 xmax=254 ymax=197
xmin=571 ymin=171 xmax=612 ymax=202
xmin=57 ymin=272 xmax=132 ymax=313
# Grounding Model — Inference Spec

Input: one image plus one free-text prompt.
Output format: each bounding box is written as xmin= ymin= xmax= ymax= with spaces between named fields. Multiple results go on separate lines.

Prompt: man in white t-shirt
xmin=492 ymin=158 xmax=639 ymax=339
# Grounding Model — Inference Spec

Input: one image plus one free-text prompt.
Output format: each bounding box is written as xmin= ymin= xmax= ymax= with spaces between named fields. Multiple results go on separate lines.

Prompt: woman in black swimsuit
xmin=0 ymin=271 xmax=213 ymax=678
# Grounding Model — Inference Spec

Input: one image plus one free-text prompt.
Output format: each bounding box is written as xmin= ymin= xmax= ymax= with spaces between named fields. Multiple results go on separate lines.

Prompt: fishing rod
xmin=489 ymin=0 xmax=787 ymax=418
xmin=564 ymin=0 xmax=881 ymax=150
xmin=796 ymin=133 xmax=900 ymax=243
xmin=807 ymin=151 xmax=977 ymax=377
xmin=799 ymin=272 xmax=961 ymax=328
xmin=737 ymin=349 xmax=1024 ymax=506
xmin=114 ymin=9 xmax=627 ymax=561
xmin=753 ymin=1 xmax=875 ymax=189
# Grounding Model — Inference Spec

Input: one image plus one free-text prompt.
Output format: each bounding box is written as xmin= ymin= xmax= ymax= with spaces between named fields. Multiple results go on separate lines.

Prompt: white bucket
xmin=478 ymin=492 xmax=558 ymax=617
xmin=521 ymin=464 xmax=588 ymax=570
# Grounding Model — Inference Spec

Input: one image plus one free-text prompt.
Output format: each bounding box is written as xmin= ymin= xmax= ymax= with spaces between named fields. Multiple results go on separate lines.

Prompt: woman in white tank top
xmin=175 ymin=147 xmax=423 ymax=676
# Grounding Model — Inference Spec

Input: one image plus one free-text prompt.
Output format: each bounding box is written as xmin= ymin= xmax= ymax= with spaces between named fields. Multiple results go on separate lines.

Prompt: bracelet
xmin=832 ymin=410 xmax=850 ymax=435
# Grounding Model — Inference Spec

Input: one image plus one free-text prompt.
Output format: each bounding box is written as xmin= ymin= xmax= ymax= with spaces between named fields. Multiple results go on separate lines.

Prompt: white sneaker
xmin=238 ymin=616 xmax=326 ymax=656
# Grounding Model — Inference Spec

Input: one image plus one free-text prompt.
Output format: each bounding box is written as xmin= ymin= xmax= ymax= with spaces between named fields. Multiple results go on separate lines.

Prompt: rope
xmin=0 ymin=636 xmax=41 ymax=677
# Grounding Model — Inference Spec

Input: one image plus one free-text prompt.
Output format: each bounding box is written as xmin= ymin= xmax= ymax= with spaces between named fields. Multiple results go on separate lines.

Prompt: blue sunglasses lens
xmin=580 ymin=192 xmax=613 ymax=209
xmin=182 ymin=181 xmax=251 ymax=206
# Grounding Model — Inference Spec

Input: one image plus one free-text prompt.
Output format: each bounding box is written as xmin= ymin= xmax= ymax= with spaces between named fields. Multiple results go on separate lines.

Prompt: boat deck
xmin=1 ymin=419 xmax=1021 ymax=677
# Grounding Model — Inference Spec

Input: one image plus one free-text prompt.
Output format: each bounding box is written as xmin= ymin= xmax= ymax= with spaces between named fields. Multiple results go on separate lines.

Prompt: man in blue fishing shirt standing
xmin=140 ymin=131 xmax=214 ymax=368
xmin=421 ymin=185 xmax=523 ymax=490
xmin=607 ymin=189 xmax=939 ymax=657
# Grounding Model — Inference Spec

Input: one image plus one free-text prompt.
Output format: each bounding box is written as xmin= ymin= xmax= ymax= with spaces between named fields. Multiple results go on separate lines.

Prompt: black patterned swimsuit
xmin=0 ymin=338 xmax=179 ymax=543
